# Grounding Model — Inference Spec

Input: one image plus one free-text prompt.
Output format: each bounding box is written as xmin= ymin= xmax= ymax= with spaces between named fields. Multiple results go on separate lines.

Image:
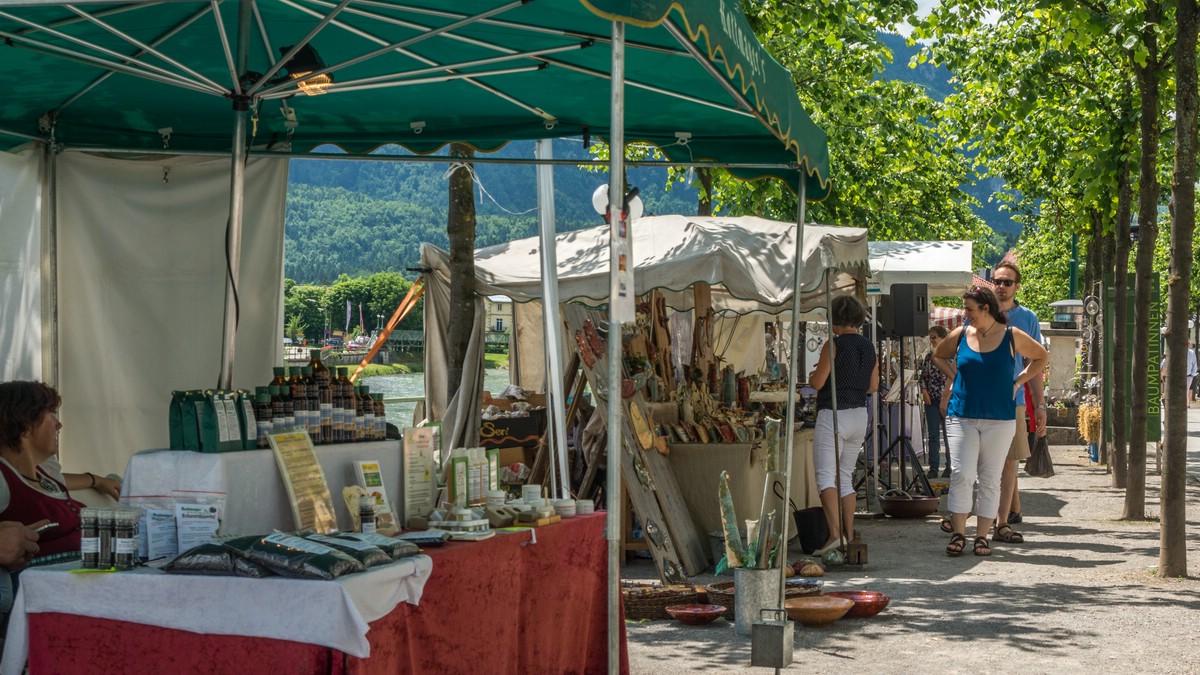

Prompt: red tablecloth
xmin=26 ymin=513 xmax=627 ymax=675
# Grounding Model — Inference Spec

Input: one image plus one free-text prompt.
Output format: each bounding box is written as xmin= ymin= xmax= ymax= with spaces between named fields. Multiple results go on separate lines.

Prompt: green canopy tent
xmin=0 ymin=1 xmax=830 ymax=666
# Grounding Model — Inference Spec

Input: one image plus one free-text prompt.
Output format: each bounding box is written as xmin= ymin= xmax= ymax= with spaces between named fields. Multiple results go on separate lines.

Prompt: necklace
xmin=21 ymin=470 xmax=59 ymax=493
xmin=977 ymin=321 xmax=998 ymax=337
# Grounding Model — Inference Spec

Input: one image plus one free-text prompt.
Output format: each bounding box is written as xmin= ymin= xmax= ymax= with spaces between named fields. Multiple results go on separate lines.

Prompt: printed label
xmin=263 ymin=533 xmax=336 ymax=555
xmin=311 ymin=534 xmax=376 ymax=552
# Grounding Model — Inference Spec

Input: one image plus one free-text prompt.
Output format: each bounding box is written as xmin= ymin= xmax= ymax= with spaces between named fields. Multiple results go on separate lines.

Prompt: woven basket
xmin=621 ymin=582 xmax=702 ymax=620
xmin=706 ymin=578 xmax=821 ymax=620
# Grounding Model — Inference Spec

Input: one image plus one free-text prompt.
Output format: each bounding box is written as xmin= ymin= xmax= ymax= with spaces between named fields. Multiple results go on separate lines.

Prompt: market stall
xmin=10 ymin=515 xmax=616 ymax=675
xmin=0 ymin=1 xmax=831 ymax=669
xmin=422 ymin=215 xmax=869 ymax=581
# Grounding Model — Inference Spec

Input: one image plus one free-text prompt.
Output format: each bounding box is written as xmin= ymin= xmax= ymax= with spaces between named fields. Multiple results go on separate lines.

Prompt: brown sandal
xmin=994 ymin=524 xmax=1024 ymax=543
xmin=940 ymin=517 xmax=953 ymax=534
xmin=973 ymin=537 xmax=992 ymax=556
xmin=946 ymin=533 xmax=966 ymax=556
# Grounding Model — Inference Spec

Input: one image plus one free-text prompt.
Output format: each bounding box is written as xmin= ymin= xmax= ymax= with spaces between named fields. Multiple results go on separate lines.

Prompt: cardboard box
xmin=480 ymin=410 xmax=546 ymax=449
xmin=497 ymin=446 xmax=534 ymax=468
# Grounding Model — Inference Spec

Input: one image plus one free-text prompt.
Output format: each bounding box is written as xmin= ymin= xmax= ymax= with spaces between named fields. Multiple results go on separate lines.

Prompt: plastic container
xmin=553 ymin=499 xmax=576 ymax=518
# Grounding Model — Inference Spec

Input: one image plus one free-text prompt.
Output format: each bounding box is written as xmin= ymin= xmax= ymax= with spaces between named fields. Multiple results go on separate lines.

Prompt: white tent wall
xmin=420 ymin=254 xmax=485 ymax=457
xmin=55 ymin=153 xmax=288 ymax=476
xmin=0 ymin=148 xmax=44 ymax=383
xmin=712 ymin=315 xmax=767 ymax=376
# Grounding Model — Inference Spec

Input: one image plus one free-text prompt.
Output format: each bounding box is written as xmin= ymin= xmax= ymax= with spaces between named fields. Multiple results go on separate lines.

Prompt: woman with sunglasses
xmin=932 ymin=287 xmax=1048 ymax=556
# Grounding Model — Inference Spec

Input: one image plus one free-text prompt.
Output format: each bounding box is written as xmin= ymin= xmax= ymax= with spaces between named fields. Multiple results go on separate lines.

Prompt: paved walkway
xmin=625 ymin=406 xmax=1200 ymax=673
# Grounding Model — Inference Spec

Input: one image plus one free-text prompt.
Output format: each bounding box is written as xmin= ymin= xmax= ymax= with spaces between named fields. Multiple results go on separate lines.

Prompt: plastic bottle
xmin=339 ymin=368 xmax=357 ymax=443
xmin=254 ymin=388 xmax=273 ymax=448
xmin=373 ymin=393 xmax=386 ymax=440
xmin=358 ymin=385 xmax=373 ymax=441
xmin=309 ymin=350 xmax=332 ymax=444
xmin=280 ymin=384 xmax=295 ymax=431
xmin=289 ymin=367 xmax=308 ymax=435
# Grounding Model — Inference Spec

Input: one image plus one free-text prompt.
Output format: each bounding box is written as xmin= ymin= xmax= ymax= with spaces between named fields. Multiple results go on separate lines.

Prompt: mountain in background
xmin=285 ymin=140 xmax=697 ymax=282
xmin=876 ymin=32 xmax=1020 ymax=245
xmin=284 ymin=33 xmax=1017 ymax=283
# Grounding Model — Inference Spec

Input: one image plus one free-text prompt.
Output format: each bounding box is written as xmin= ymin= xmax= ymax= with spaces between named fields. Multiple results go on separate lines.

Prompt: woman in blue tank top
xmin=932 ymin=286 xmax=1048 ymax=557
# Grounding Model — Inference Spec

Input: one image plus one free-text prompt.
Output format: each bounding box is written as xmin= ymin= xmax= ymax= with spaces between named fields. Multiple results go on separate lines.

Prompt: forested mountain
xmin=876 ymin=32 xmax=1020 ymax=243
xmin=284 ymin=32 xmax=1018 ymax=283
xmin=285 ymin=141 xmax=698 ymax=283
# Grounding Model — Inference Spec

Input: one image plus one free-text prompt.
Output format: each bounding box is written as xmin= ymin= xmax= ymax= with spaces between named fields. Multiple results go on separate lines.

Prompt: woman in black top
xmin=808 ymin=295 xmax=878 ymax=555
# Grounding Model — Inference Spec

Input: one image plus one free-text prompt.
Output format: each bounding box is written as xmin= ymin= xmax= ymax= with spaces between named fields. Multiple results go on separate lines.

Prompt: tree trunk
xmin=447 ymin=143 xmax=478 ymax=405
xmin=1111 ymin=159 xmax=1133 ymax=487
xmin=1125 ymin=5 xmax=1163 ymax=520
xmin=696 ymin=168 xmax=714 ymax=217
xmin=1098 ymin=217 xmax=1114 ymax=465
xmin=1161 ymin=0 xmax=1198 ymax=577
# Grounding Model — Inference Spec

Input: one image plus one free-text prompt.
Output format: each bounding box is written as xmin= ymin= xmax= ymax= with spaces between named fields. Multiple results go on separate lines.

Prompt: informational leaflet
xmin=354 ymin=460 xmax=396 ymax=525
xmin=269 ymin=430 xmax=338 ymax=534
xmin=403 ymin=427 xmax=437 ymax=519
xmin=175 ymin=503 xmax=220 ymax=552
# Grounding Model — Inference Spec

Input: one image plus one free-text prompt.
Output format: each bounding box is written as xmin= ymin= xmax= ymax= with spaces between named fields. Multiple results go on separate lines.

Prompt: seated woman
xmin=0 ymin=381 xmax=121 ymax=565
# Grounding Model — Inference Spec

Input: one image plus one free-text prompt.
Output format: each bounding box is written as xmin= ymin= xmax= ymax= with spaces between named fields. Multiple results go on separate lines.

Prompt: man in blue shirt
xmin=990 ymin=261 xmax=1045 ymax=544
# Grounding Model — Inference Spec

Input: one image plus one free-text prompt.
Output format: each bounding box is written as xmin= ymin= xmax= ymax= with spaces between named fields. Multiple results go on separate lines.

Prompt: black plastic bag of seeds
xmin=163 ymin=542 xmax=274 ymax=578
xmin=305 ymin=533 xmax=392 ymax=568
xmin=223 ymin=533 xmax=365 ymax=580
xmin=332 ymin=532 xmax=420 ymax=560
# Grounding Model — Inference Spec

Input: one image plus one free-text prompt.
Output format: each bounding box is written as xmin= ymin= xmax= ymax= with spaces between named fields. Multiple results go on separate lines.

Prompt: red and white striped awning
xmin=931 ymin=305 xmax=965 ymax=329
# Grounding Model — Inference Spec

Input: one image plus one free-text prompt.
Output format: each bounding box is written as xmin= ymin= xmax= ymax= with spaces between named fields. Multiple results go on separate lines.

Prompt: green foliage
xmin=282 ymin=272 xmax=423 ymax=341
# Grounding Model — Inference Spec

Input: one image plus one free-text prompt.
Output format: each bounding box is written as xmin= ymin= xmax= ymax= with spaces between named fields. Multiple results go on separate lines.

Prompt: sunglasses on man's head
xmin=993 ymin=279 xmax=1016 ymax=287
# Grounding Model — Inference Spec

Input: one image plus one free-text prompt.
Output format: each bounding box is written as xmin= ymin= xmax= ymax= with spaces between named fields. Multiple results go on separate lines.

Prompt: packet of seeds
xmin=306 ymin=533 xmax=392 ymax=568
xmin=223 ymin=532 xmax=365 ymax=580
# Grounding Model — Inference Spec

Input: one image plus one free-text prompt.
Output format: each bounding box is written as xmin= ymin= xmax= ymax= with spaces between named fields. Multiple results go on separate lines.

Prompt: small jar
xmin=358 ymin=496 xmax=376 ymax=534
xmin=113 ymin=509 xmax=138 ymax=570
xmin=79 ymin=507 xmax=99 ymax=569
xmin=97 ymin=508 xmax=115 ymax=570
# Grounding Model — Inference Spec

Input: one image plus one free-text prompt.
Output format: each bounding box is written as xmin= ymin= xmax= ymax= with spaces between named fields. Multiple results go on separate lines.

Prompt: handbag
xmin=774 ymin=481 xmax=829 ymax=554
xmin=1024 ymin=432 xmax=1055 ymax=478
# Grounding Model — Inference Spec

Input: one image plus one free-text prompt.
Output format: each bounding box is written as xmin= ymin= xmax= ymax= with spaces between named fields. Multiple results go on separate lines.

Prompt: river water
xmin=362 ymin=368 xmax=510 ymax=430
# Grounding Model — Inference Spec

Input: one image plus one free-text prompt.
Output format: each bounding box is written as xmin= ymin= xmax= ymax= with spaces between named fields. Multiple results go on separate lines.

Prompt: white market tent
xmin=419 ymin=214 xmax=870 ymax=454
xmin=867 ymin=240 xmax=974 ymax=297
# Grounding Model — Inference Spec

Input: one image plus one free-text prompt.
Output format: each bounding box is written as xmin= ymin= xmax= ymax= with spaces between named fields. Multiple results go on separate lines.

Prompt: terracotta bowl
xmin=783 ymin=596 xmax=854 ymax=626
xmin=665 ymin=604 xmax=726 ymax=626
xmin=878 ymin=495 xmax=940 ymax=518
xmin=821 ymin=590 xmax=891 ymax=618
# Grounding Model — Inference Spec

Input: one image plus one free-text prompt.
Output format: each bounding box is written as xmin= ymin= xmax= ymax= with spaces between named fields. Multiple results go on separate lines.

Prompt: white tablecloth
xmin=122 ymin=441 xmax=405 ymax=535
xmin=2 ymin=553 xmax=433 ymax=671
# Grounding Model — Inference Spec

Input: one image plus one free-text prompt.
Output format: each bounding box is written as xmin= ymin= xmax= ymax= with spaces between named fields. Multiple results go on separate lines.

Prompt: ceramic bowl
xmin=878 ymin=495 xmax=940 ymax=518
xmin=783 ymin=596 xmax=854 ymax=626
xmin=821 ymin=590 xmax=891 ymax=618
xmin=664 ymin=604 xmax=726 ymax=626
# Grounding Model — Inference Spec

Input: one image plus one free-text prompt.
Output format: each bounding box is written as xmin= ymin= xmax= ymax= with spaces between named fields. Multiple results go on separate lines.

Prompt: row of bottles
xmin=253 ymin=350 xmax=387 ymax=448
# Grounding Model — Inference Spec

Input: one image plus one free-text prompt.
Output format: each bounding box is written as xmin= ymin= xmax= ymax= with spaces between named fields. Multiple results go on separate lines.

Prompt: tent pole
xmin=217 ymin=0 xmax=252 ymax=390
xmin=42 ymin=141 xmax=59 ymax=387
xmin=534 ymin=139 xmax=571 ymax=500
xmin=776 ymin=178 xmax=807 ymax=628
xmin=606 ymin=20 xmax=626 ymax=675
xmin=866 ymin=295 xmax=881 ymax=514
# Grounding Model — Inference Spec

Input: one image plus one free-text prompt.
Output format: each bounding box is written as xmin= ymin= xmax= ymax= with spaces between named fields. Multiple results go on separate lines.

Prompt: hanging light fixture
xmin=280 ymin=45 xmax=333 ymax=96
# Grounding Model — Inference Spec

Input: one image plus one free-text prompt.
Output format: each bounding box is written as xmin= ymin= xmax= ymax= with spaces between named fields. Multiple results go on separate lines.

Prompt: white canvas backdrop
xmin=0 ymin=148 xmax=44 ymax=382
xmin=55 ymin=153 xmax=288 ymax=476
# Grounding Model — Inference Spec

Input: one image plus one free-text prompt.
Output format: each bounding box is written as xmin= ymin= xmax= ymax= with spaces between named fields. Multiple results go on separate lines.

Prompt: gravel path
xmin=625 ymin=407 xmax=1200 ymax=673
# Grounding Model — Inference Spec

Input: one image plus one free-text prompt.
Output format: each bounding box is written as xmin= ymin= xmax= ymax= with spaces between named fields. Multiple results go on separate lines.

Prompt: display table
xmin=16 ymin=513 xmax=626 ymax=674
xmin=122 ymin=441 xmax=404 ymax=534
xmin=3 ymin=554 xmax=432 ymax=671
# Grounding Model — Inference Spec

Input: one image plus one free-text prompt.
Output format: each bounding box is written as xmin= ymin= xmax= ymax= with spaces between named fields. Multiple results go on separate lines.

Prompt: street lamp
xmin=377 ymin=313 xmax=384 ymax=332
